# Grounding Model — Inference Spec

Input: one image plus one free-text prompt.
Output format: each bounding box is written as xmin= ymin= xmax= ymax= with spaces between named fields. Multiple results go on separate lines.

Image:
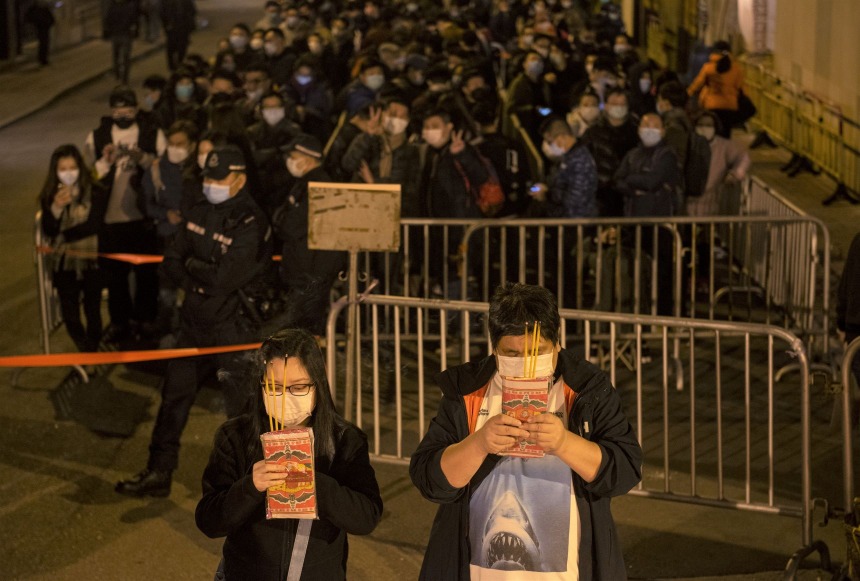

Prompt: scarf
xmin=378 ymin=132 xmax=406 ymax=179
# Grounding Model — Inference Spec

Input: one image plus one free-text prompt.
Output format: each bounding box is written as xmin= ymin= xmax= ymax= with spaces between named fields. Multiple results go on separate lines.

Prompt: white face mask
xmin=579 ymin=105 xmax=600 ymax=122
xmin=422 ymin=128 xmax=447 ymax=148
xmin=203 ymin=182 xmax=232 ymax=204
xmin=363 ymin=73 xmax=385 ymax=91
xmin=246 ymin=88 xmax=264 ymax=103
xmin=696 ymin=126 xmax=716 ymax=141
xmin=262 ymin=107 xmax=286 ymax=127
xmin=57 ymin=169 xmax=79 ymax=186
xmin=167 ymin=146 xmax=189 ymax=164
xmin=639 ymin=127 xmax=663 ymax=147
xmin=606 ymin=105 xmax=628 ymax=120
xmin=286 ymin=157 xmax=306 ymax=178
xmin=230 ymin=34 xmax=248 ymax=50
xmin=496 ymin=352 xmax=556 ymax=379
xmin=250 ymin=37 xmax=264 ymax=51
xmin=264 ymin=41 xmax=279 ymax=57
xmin=384 ymin=116 xmax=409 ymax=136
xmin=639 ymin=78 xmax=652 ymax=94
xmin=197 ymin=153 xmax=208 ymax=170
xmin=263 ymin=390 xmax=316 ymax=427
xmin=542 ymin=139 xmax=566 ymax=160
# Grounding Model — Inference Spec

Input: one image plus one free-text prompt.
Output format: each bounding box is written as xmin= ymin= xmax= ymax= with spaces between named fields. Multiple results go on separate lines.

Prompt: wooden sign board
xmin=307 ymin=182 xmax=401 ymax=252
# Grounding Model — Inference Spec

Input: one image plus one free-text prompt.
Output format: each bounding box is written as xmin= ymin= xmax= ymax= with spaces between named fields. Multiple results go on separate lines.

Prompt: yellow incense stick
xmin=523 ymin=322 xmax=529 ymax=377
xmin=266 ymin=365 xmax=274 ymax=432
xmin=281 ymin=357 xmax=287 ymax=430
xmin=533 ymin=322 xmax=541 ymax=377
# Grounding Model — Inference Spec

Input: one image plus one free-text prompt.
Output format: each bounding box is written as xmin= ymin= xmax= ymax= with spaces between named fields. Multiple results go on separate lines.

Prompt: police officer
xmin=273 ymin=134 xmax=346 ymax=336
xmin=116 ymin=145 xmax=271 ymax=497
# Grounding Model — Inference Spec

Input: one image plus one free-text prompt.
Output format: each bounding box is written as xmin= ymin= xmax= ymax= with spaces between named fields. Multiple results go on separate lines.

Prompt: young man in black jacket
xmin=410 ymin=283 xmax=642 ymax=580
xmin=116 ymin=145 xmax=270 ymax=497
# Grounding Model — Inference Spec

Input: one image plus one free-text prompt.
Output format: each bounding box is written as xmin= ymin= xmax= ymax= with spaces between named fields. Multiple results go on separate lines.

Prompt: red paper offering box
xmin=500 ymin=376 xmax=551 ymax=458
xmin=260 ymin=428 xmax=318 ymax=519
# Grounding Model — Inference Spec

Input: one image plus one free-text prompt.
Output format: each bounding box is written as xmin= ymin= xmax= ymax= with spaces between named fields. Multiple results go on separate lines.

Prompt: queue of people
xmin=33 ymin=2 xmax=761 ymax=577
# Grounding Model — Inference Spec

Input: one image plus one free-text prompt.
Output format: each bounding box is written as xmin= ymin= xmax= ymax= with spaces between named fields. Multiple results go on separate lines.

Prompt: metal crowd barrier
xmin=324 ymin=294 xmax=835 ymax=571
xmin=740 ymin=55 xmax=860 ymax=204
xmin=840 ymin=337 xmax=860 ymax=515
xmin=34 ymin=211 xmax=63 ymax=355
xmin=358 ymin=200 xmax=830 ymax=365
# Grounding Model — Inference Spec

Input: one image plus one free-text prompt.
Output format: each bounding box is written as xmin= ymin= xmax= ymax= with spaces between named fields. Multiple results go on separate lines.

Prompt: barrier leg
xmin=822 ymin=183 xmax=860 ymax=206
xmin=787 ymin=156 xmax=821 ymax=178
xmin=750 ymin=130 xmax=778 ymax=149
xmin=783 ymin=540 xmax=831 ymax=580
xmin=782 ymin=154 xmax=806 ymax=173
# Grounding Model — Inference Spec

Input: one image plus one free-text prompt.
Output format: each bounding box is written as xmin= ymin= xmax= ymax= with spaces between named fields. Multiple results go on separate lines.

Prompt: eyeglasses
xmin=262 ymin=382 xmax=315 ymax=396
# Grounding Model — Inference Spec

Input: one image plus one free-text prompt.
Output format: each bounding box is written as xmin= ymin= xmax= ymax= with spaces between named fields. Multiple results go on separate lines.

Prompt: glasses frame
xmin=261 ymin=382 xmax=316 ymax=397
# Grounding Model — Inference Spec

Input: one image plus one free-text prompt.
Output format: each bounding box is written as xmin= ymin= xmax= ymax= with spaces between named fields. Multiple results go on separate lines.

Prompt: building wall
xmin=772 ymin=0 xmax=860 ymax=117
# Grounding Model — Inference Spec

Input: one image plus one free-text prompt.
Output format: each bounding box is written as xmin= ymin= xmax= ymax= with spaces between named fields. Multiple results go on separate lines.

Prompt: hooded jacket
xmin=409 ymin=349 xmax=642 ymax=580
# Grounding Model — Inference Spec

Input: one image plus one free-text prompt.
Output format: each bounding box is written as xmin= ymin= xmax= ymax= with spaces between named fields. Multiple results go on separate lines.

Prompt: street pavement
xmin=0 ymin=2 xmax=858 ymax=578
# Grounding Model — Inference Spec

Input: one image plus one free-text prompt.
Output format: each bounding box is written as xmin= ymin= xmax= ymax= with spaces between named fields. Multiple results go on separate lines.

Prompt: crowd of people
xmin=40 ymin=0 xmax=754 ymax=355
xmin=30 ymin=1 xmax=772 ymax=576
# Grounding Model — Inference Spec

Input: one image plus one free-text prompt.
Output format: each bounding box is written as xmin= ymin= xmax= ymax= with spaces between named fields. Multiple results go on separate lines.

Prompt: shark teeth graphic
xmin=486 ymin=531 xmax=534 ymax=570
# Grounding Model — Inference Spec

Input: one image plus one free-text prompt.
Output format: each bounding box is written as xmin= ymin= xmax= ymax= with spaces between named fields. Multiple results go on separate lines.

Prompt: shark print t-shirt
xmin=468 ymin=374 xmax=580 ymax=580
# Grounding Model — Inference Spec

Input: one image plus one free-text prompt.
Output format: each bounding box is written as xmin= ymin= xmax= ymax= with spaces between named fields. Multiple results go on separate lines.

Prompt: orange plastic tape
xmin=0 ymin=343 xmax=262 ymax=368
xmin=38 ymin=246 xmax=281 ymax=265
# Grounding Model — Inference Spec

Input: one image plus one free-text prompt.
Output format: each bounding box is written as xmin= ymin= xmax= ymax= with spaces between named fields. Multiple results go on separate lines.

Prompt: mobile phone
xmin=530 ymin=184 xmax=541 ymax=192
xmin=538 ymin=107 xmax=551 ymax=116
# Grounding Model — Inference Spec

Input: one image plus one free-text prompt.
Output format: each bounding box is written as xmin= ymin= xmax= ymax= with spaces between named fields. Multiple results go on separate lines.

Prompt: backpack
xmin=454 ymin=152 xmax=505 ymax=217
xmin=684 ymin=129 xmax=712 ymax=197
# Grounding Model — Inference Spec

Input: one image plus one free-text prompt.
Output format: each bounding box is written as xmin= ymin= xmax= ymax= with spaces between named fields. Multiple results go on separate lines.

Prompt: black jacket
xmin=272 ymin=166 xmax=346 ymax=281
xmin=614 ymin=141 xmax=681 ymax=217
xmin=341 ymin=133 xmax=420 ymax=217
xmin=162 ymin=190 xmax=269 ymax=327
xmin=409 ymin=350 xmax=642 ymax=581
xmin=196 ymin=414 xmax=383 ymax=581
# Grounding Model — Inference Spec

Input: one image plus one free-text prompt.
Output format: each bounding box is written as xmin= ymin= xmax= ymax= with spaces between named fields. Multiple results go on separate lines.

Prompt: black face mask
xmin=114 ymin=116 xmax=135 ymax=129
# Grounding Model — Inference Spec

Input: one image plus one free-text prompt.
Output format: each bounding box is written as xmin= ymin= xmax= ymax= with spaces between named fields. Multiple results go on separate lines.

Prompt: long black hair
xmin=38 ymin=144 xmax=94 ymax=207
xmin=243 ymin=328 xmax=346 ymax=464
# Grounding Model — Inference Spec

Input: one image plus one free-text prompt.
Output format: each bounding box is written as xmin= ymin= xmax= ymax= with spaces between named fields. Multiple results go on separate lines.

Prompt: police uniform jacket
xmin=162 ymin=189 xmax=269 ymax=328
xmin=273 ymin=165 xmax=346 ymax=283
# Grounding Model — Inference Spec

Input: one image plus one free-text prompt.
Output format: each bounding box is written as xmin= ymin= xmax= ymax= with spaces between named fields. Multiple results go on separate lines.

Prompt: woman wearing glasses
xmin=196 ymin=328 xmax=382 ymax=580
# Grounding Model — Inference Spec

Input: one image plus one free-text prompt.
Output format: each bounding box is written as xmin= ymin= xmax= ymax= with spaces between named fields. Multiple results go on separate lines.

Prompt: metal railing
xmin=740 ymin=54 xmax=860 ymax=204
xmin=324 ymin=293 xmax=836 ymax=570
xmin=840 ymin=337 xmax=860 ymax=514
xmin=358 ymin=197 xmax=829 ymax=365
xmin=34 ymin=211 xmax=63 ymax=355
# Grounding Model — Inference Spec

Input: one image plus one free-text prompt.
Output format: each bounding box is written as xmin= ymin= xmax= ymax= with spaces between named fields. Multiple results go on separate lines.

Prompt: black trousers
xmin=100 ymin=220 xmax=158 ymax=330
xmin=165 ymin=32 xmax=189 ymax=71
xmin=111 ymin=35 xmax=133 ymax=83
xmin=36 ymin=27 xmax=50 ymax=65
xmin=147 ymin=319 xmax=254 ymax=472
xmin=53 ymin=269 xmax=104 ymax=352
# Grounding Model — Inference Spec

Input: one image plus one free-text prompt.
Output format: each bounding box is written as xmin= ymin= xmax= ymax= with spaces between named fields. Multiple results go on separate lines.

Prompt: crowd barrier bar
xmin=840 ymin=337 xmax=860 ymax=514
xmin=34 ymin=211 xmax=64 ymax=356
xmin=324 ymin=294 xmax=832 ymax=568
xmin=740 ymin=54 xmax=860 ymax=204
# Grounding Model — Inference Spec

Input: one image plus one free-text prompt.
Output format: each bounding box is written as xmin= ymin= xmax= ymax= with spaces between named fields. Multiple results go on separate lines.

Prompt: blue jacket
xmin=547 ymin=142 xmax=599 ymax=218
xmin=409 ymin=350 xmax=643 ymax=580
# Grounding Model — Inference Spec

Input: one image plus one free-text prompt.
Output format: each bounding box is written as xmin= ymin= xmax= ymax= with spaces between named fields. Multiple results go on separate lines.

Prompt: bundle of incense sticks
xmin=523 ymin=321 xmax=541 ymax=378
xmin=264 ymin=359 xmax=290 ymax=431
